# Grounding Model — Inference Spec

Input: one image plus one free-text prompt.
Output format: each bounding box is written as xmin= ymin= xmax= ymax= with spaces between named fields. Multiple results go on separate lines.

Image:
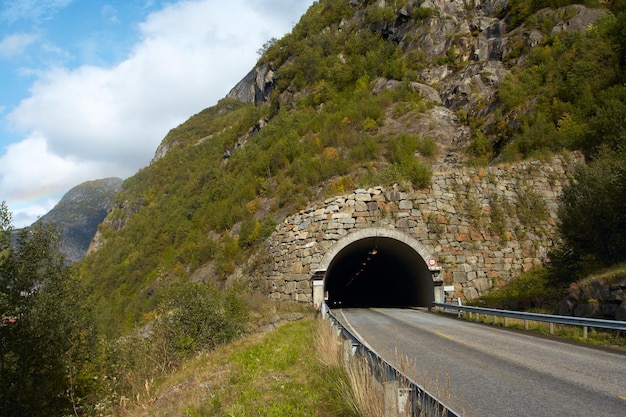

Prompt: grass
xmin=116 ymin=317 xmax=355 ymax=417
xmin=315 ymin=317 xmax=385 ymax=417
xmin=451 ymin=311 xmax=626 ymax=351
xmin=111 ymin=309 xmax=458 ymax=417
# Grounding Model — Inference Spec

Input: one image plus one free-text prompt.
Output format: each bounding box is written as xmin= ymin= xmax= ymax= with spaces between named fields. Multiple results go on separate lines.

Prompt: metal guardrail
xmin=433 ymin=302 xmax=626 ymax=336
xmin=323 ymin=304 xmax=461 ymax=417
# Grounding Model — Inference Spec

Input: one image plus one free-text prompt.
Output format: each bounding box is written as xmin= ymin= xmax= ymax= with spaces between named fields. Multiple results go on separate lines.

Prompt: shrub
xmin=472 ymin=268 xmax=559 ymax=310
xmin=153 ymin=282 xmax=248 ymax=360
xmin=404 ymin=159 xmax=432 ymax=188
xmin=516 ymin=186 xmax=549 ymax=228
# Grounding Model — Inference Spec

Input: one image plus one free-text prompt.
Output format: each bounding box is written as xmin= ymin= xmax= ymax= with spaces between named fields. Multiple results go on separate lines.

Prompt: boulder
xmin=555 ymin=298 xmax=574 ymax=316
xmin=616 ymin=303 xmax=626 ymax=322
xmin=573 ymin=301 xmax=601 ymax=319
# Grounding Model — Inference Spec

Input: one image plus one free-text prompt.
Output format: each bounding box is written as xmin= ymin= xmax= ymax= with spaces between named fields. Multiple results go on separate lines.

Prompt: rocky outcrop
xmin=224 ymin=2 xmax=606 ymax=175
xmin=372 ymin=77 xmax=443 ymax=105
xmin=151 ymin=140 xmax=177 ymax=164
xmin=556 ymin=276 xmax=626 ymax=320
xmin=226 ymin=63 xmax=275 ymax=106
xmin=86 ymin=196 xmax=144 ymax=256
xmin=549 ymin=5 xmax=608 ymax=36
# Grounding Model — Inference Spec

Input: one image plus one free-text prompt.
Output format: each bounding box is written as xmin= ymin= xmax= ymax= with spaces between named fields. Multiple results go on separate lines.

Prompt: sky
xmin=0 ymin=0 xmax=315 ymax=227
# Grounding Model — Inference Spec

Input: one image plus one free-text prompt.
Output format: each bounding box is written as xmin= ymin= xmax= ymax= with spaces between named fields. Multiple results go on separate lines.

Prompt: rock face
xmin=226 ymin=63 xmax=275 ymax=105
xmin=557 ymin=278 xmax=626 ymax=320
xmin=256 ymin=154 xmax=580 ymax=303
xmin=228 ymin=2 xmax=605 ymax=116
xmin=36 ymin=178 xmax=122 ymax=263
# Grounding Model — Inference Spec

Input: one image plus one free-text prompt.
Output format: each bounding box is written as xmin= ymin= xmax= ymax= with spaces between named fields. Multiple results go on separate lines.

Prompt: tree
xmin=555 ymin=149 xmax=626 ymax=271
xmin=0 ymin=204 xmax=97 ymax=416
xmin=0 ymin=202 xmax=12 ymax=315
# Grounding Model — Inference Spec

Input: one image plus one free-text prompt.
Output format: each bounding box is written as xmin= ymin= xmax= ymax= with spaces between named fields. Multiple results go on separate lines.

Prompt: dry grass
xmin=314 ymin=317 xmax=343 ymax=368
xmin=107 ymin=314 xmax=456 ymax=417
xmin=315 ymin=319 xmax=385 ymax=416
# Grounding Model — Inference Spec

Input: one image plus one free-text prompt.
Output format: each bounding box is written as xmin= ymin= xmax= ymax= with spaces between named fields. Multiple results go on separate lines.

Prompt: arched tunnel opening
xmin=324 ymin=237 xmax=434 ymax=308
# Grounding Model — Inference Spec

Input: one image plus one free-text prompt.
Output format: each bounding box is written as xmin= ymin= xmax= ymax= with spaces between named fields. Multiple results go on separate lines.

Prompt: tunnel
xmin=323 ymin=236 xmax=435 ymax=308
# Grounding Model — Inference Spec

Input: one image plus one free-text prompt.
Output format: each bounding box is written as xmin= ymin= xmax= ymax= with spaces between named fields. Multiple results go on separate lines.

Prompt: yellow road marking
xmin=435 ymin=331 xmax=456 ymax=341
xmin=619 ymin=396 xmax=626 ymax=401
xmin=375 ymin=309 xmax=475 ymax=348
xmin=434 ymin=330 xmax=476 ymax=348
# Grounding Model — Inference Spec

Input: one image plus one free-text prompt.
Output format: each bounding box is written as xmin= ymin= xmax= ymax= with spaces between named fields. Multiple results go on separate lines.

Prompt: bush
xmin=387 ymin=134 xmax=433 ymax=187
xmin=152 ymin=282 xmax=248 ymax=361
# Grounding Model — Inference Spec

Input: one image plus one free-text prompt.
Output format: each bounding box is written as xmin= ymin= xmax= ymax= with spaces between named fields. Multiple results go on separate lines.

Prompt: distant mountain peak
xmin=37 ymin=177 xmax=123 ymax=263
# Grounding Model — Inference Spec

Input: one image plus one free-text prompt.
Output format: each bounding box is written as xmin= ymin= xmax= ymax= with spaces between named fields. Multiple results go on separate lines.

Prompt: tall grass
xmin=315 ymin=318 xmax=455 ymax=417
xmin=315 ymin=319 xmax=385 ymax=416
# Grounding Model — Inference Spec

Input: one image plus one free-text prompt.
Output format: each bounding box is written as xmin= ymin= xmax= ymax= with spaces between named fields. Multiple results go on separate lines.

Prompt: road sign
xmin=427 ymin=257 xmax=437 ymax=267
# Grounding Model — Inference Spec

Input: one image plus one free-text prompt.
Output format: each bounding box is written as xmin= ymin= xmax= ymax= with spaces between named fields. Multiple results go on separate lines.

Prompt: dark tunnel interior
xmin=325 ymin=237 xmax=434 ymax=308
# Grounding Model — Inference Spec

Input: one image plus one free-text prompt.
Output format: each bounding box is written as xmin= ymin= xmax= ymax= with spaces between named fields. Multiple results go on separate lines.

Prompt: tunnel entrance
xmin=322 ymin=234 xmax=436 ymax=308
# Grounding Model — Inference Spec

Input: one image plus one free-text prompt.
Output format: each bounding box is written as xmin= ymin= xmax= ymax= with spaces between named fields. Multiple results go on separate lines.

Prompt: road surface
xmin=336 ymin=308 xmax=626 ymax=417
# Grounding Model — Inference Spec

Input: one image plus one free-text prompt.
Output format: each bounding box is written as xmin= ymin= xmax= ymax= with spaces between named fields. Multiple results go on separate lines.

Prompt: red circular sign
xmin=427 ymin=258 xmax=437 ymax=267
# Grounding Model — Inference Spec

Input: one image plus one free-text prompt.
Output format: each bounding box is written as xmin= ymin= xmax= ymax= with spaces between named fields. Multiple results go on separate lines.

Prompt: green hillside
xmin=78 ymin=0 xmax=625 ymax=336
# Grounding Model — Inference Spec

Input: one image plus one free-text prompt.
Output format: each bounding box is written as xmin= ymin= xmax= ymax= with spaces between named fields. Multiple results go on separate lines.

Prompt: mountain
xmin=37 ymin=177 xmax=122 ymax=263
xmin=77 ymin=0 xmax=625 ymax=334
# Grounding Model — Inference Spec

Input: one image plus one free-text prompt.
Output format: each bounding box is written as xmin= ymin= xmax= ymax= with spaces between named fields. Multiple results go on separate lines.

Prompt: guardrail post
xmin=549 ymin=322 xmax=554 ymax=335
xmin=583 ymin=326 xmax=588 ymax=339
xmin=504 ymin=317 xmax=509 ymax=327
xmin=342 ymin=339 xmax=353 ymax=364
xmin=383 ymin=379 xmax=399 ymax=416
xmin=524 ymin=319 xmax=529 ymax=330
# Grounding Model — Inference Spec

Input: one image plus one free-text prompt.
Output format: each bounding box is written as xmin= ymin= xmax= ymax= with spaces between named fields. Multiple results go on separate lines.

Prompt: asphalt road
xmin=336 ymin=308 xmax=626 ymax=417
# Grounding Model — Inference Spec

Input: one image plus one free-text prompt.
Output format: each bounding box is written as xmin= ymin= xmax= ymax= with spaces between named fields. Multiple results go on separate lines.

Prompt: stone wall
xmin=258 ymin=154 xmax=581 ymax=303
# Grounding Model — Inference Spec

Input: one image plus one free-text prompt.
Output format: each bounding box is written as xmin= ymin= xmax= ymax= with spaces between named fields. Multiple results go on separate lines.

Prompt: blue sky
xmin=0 ymin=0 xmax=314 ymax=227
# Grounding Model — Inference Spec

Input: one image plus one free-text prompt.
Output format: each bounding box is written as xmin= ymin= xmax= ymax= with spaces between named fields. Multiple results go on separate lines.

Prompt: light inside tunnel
xmin=324 ymin=236 xmax=434 ymax=308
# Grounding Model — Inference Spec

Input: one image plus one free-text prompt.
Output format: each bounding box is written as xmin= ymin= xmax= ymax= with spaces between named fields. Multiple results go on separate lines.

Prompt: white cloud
xmin=0 ymin=134 xmax=121 ymax=225
xmin=0 ymin=32 xmax=38 ymax=57
xmin=1 ymin=0 xmax=313 ymax=227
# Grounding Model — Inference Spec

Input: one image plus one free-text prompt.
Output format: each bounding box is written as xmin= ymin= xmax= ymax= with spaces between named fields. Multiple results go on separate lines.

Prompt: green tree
xmin=0 ymin=207 xmax=97 ymax=416
xmin=555 ymin=148 xmax=626 ymax=271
